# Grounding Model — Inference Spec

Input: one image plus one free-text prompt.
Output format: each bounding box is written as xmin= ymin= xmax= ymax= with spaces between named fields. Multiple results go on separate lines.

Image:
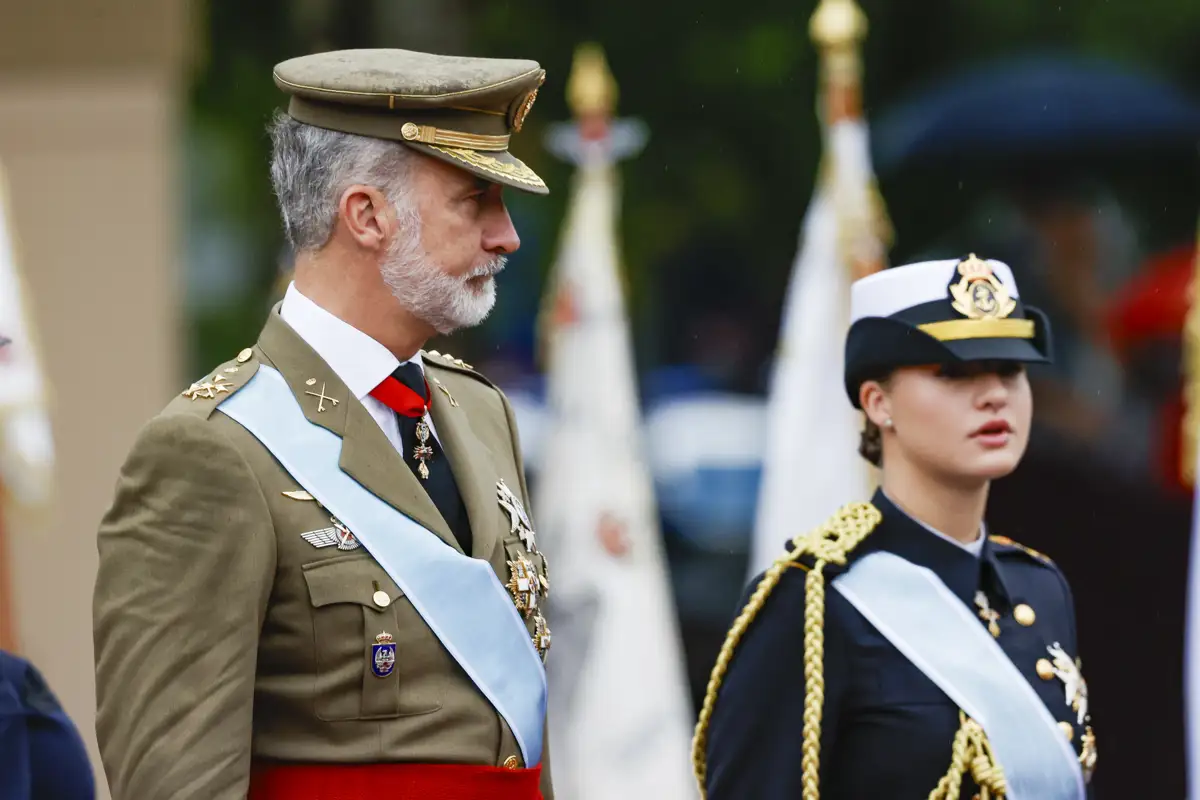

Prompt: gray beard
xmin=380 ymin=210 xmax=505 ymax=335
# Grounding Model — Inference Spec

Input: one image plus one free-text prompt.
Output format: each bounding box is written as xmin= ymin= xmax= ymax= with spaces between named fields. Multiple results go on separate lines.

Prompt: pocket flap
xmin=302 ymin=556 xmax=401 ymax=609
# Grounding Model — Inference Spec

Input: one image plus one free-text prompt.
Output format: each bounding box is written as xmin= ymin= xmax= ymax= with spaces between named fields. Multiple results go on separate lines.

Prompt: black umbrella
xmin=871 ymin=53 xmax=1200 ymax=175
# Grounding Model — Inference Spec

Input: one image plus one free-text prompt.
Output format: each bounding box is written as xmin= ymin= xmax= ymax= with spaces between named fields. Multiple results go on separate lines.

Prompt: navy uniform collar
xmin=865 ymin=489 xmax=1013 ymax=608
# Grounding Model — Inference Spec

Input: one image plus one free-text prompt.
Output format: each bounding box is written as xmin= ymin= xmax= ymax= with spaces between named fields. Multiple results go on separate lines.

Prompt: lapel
xmin=981 ymin=540 xmax=1016 ymax=609
xmin=256 ymin=310 xmax=460 ymax=553
xmin=427 ymin=371 xmax=502 ymax=561
xmin=869 ymin=489 xmax=983 ymax=606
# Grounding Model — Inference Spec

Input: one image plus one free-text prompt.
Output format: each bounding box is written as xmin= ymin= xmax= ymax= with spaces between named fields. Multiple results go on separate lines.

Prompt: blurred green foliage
xmin=185 ymin=0 xmax=1200 ymax=379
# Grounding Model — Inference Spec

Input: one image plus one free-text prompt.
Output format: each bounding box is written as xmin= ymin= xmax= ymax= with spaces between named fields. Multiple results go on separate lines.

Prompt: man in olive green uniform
xmin=93 ymin=49 xmax=554 ymax=800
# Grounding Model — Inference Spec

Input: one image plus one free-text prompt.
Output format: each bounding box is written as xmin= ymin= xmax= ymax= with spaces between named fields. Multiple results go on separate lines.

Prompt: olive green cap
xmin=273 ymin=48 xmax=548 ymax=194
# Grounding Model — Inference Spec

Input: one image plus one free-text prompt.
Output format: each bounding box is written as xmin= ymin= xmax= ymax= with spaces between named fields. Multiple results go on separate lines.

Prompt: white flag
xmin=534 ymin=138 xmax=695 ymax=799
xmin=1187 ymin=428 xmax=1200 ymax=798
xmin=747 ymin=119 xmax=884 ymax=577
xmin=0 ymin=160 xmax=54 ymax=507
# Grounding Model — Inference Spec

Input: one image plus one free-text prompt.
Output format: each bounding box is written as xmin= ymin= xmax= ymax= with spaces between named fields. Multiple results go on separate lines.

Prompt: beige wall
xmin=0 ymin=2 xmax=188 ymax=795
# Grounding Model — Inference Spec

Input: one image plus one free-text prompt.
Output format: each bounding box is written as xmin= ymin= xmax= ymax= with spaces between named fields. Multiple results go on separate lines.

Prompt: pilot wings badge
xmin=300 ymin=517 xmax=360 ymax=551
xmin=497 ymin=479 xmax=537 ymax=553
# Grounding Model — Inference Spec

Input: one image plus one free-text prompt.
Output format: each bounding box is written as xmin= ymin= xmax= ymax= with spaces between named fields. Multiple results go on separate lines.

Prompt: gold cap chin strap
xmin=400 ymin=121 xmax=510 ymax=151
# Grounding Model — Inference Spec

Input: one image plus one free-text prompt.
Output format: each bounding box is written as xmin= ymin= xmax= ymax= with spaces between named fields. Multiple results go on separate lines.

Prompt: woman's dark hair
xmin=855 ymin=369 xmax=893 ymax=468
xmin=858 ymin=418 xmax=884 ymax=468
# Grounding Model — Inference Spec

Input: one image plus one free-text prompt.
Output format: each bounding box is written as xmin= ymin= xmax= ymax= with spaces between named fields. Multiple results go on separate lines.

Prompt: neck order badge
xmin=370 ymin=370 xmax=435 ymax=479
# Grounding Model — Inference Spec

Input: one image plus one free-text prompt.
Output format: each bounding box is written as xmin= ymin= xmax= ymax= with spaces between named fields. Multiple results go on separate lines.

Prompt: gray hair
xmin=268 ymin=111 xmax=417 ymax=252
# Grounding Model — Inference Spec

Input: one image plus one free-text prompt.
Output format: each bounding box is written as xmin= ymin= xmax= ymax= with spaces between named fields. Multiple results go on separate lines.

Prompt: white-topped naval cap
xmin=850 ymin=258 xmax=1021 ymax=324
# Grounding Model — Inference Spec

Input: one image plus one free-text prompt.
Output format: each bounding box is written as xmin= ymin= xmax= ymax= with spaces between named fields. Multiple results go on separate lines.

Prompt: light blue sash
xmin=833 ymin=551 xmax=1084 ymax=800
xmin=219 ymin=366 xmax=547 ymax=765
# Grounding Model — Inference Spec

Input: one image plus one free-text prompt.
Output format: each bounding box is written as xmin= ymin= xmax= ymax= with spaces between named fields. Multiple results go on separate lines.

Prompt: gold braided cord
xmin=928 ymin=712 xmax=1009 ymax=800
xmin=690 ymin=502 xmax=882 ymax=799
xmin=800 ymin=556 xmax=826 ymax=799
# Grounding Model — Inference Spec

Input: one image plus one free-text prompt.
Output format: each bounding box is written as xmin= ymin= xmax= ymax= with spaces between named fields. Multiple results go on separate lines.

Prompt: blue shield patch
xmin=372 ymin=632 xmax=396 ymax=678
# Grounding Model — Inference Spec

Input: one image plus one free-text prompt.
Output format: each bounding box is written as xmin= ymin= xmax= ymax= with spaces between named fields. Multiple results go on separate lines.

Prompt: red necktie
xmin=369 ymin=363 xmax=473 ymax=555
xmin=370 ymin=373 xmax=430 ymax=418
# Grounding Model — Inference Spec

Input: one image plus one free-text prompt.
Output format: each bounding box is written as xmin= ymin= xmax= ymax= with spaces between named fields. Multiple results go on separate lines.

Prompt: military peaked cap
xmin=844 ymin=254 xmax=1053 ymax=406
xmin=274 ymin=48 xmax=549 ymax=194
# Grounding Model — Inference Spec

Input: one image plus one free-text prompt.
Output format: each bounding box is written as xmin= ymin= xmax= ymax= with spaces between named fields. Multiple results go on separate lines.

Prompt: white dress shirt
xmin=279 ymin=282 xmax=436 ymax=455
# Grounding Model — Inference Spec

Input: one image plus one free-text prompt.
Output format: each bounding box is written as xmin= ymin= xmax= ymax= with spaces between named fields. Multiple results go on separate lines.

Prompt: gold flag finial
xmin=566 ymin=42 xmax=618 ymax=119
xmin=809 ymin=0 xmax=868 ymax=51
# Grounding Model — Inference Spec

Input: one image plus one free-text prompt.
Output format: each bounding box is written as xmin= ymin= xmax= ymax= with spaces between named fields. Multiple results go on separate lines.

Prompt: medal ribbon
xmin=370 ymin=376 xmax=431 ymax=418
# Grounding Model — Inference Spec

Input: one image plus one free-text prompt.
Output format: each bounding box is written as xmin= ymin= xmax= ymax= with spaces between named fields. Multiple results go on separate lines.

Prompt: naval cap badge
xmin=949 ymin=253 xmax=1017 ymax=321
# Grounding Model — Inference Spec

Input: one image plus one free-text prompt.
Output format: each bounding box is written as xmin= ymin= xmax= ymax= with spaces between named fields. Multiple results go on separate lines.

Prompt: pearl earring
xmin=883 ymin=418 xmax=894 ymax=429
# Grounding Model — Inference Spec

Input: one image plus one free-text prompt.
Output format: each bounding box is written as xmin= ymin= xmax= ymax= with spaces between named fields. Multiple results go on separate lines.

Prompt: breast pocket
xmin=860 ymin=649 xmax=956 ymax=710
xmin=302 ymin=555 xmax=445 ymax=721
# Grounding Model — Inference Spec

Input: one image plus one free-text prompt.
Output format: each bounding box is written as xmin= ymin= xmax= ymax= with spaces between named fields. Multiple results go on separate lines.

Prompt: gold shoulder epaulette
xmin=691 ymin=502 xmax=882 ymax=798
xmin=176 ymin=346 xmax=259 ymax=415
xmin=423 ymin=349 xmax=474 ymax=370
xmin=988 ymin=534 xmax=1053 ymax=566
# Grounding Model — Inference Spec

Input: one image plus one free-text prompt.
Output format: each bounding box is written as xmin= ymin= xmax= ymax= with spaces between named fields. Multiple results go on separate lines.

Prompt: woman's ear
xmin=859 ymin=379 xmax=892 ymax=428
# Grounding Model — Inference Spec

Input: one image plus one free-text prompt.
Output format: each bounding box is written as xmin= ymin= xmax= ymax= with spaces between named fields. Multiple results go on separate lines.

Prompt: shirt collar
xmin=279 ymin=282 xmax=421 ymax=400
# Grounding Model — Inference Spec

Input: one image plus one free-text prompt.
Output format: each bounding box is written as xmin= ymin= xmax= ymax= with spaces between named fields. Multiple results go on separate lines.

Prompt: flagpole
xmin=747 ymin=0 xmax=890 ymax=578
xmin=810 ymin=0 xmax=890 ymax=279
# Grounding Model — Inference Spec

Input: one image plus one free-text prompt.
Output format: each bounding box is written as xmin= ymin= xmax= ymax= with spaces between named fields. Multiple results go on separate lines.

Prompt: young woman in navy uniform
xmin=694 ymin=255 xmax=1097 ymax=799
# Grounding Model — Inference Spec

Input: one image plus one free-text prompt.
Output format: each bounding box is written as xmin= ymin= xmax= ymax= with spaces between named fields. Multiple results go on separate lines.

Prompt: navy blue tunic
xmin=0 ymin=651 xmax=95 ymax=800
xmin=705 ymin=490 xmax=1096 ymax=799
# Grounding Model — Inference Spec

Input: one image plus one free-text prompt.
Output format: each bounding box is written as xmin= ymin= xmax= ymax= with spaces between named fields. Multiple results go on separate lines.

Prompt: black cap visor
xmin=844 ymin=305 xmax=1052 ymax=407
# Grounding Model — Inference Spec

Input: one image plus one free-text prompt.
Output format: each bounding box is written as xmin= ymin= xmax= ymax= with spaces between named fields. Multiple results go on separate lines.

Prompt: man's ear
xmin=337 ymin=185 xmax=392 ymax=251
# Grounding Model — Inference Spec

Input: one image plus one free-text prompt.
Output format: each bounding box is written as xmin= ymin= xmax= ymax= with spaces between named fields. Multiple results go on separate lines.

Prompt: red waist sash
xmin=249 ymin=762 xmax=544 ymax=800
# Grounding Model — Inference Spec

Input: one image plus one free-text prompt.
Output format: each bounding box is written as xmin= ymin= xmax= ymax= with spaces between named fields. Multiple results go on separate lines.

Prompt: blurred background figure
xmin=0 ymin=649 xmax=95 ymax=800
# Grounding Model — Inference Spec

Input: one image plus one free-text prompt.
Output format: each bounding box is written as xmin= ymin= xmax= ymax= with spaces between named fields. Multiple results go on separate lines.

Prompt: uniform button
xmin=503 ymin=756 xmax=521 ymax=769
xmin=1058 ymin=721 xmax=1074 ymax=741
xmin=373 ymin=590 xmax=391 ymax=608
xmin=1013 ymin=604 xmax=1036 ymax=626
xmin=237 ymin=347 xmax=254 ymax=363
xmin=1036 ymin=658 xmax=1055 ymax=680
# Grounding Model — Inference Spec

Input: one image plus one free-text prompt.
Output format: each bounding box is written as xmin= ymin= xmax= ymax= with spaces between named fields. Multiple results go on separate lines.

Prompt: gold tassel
xmin=928 ymin=712 xmax=1008 ymax=800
